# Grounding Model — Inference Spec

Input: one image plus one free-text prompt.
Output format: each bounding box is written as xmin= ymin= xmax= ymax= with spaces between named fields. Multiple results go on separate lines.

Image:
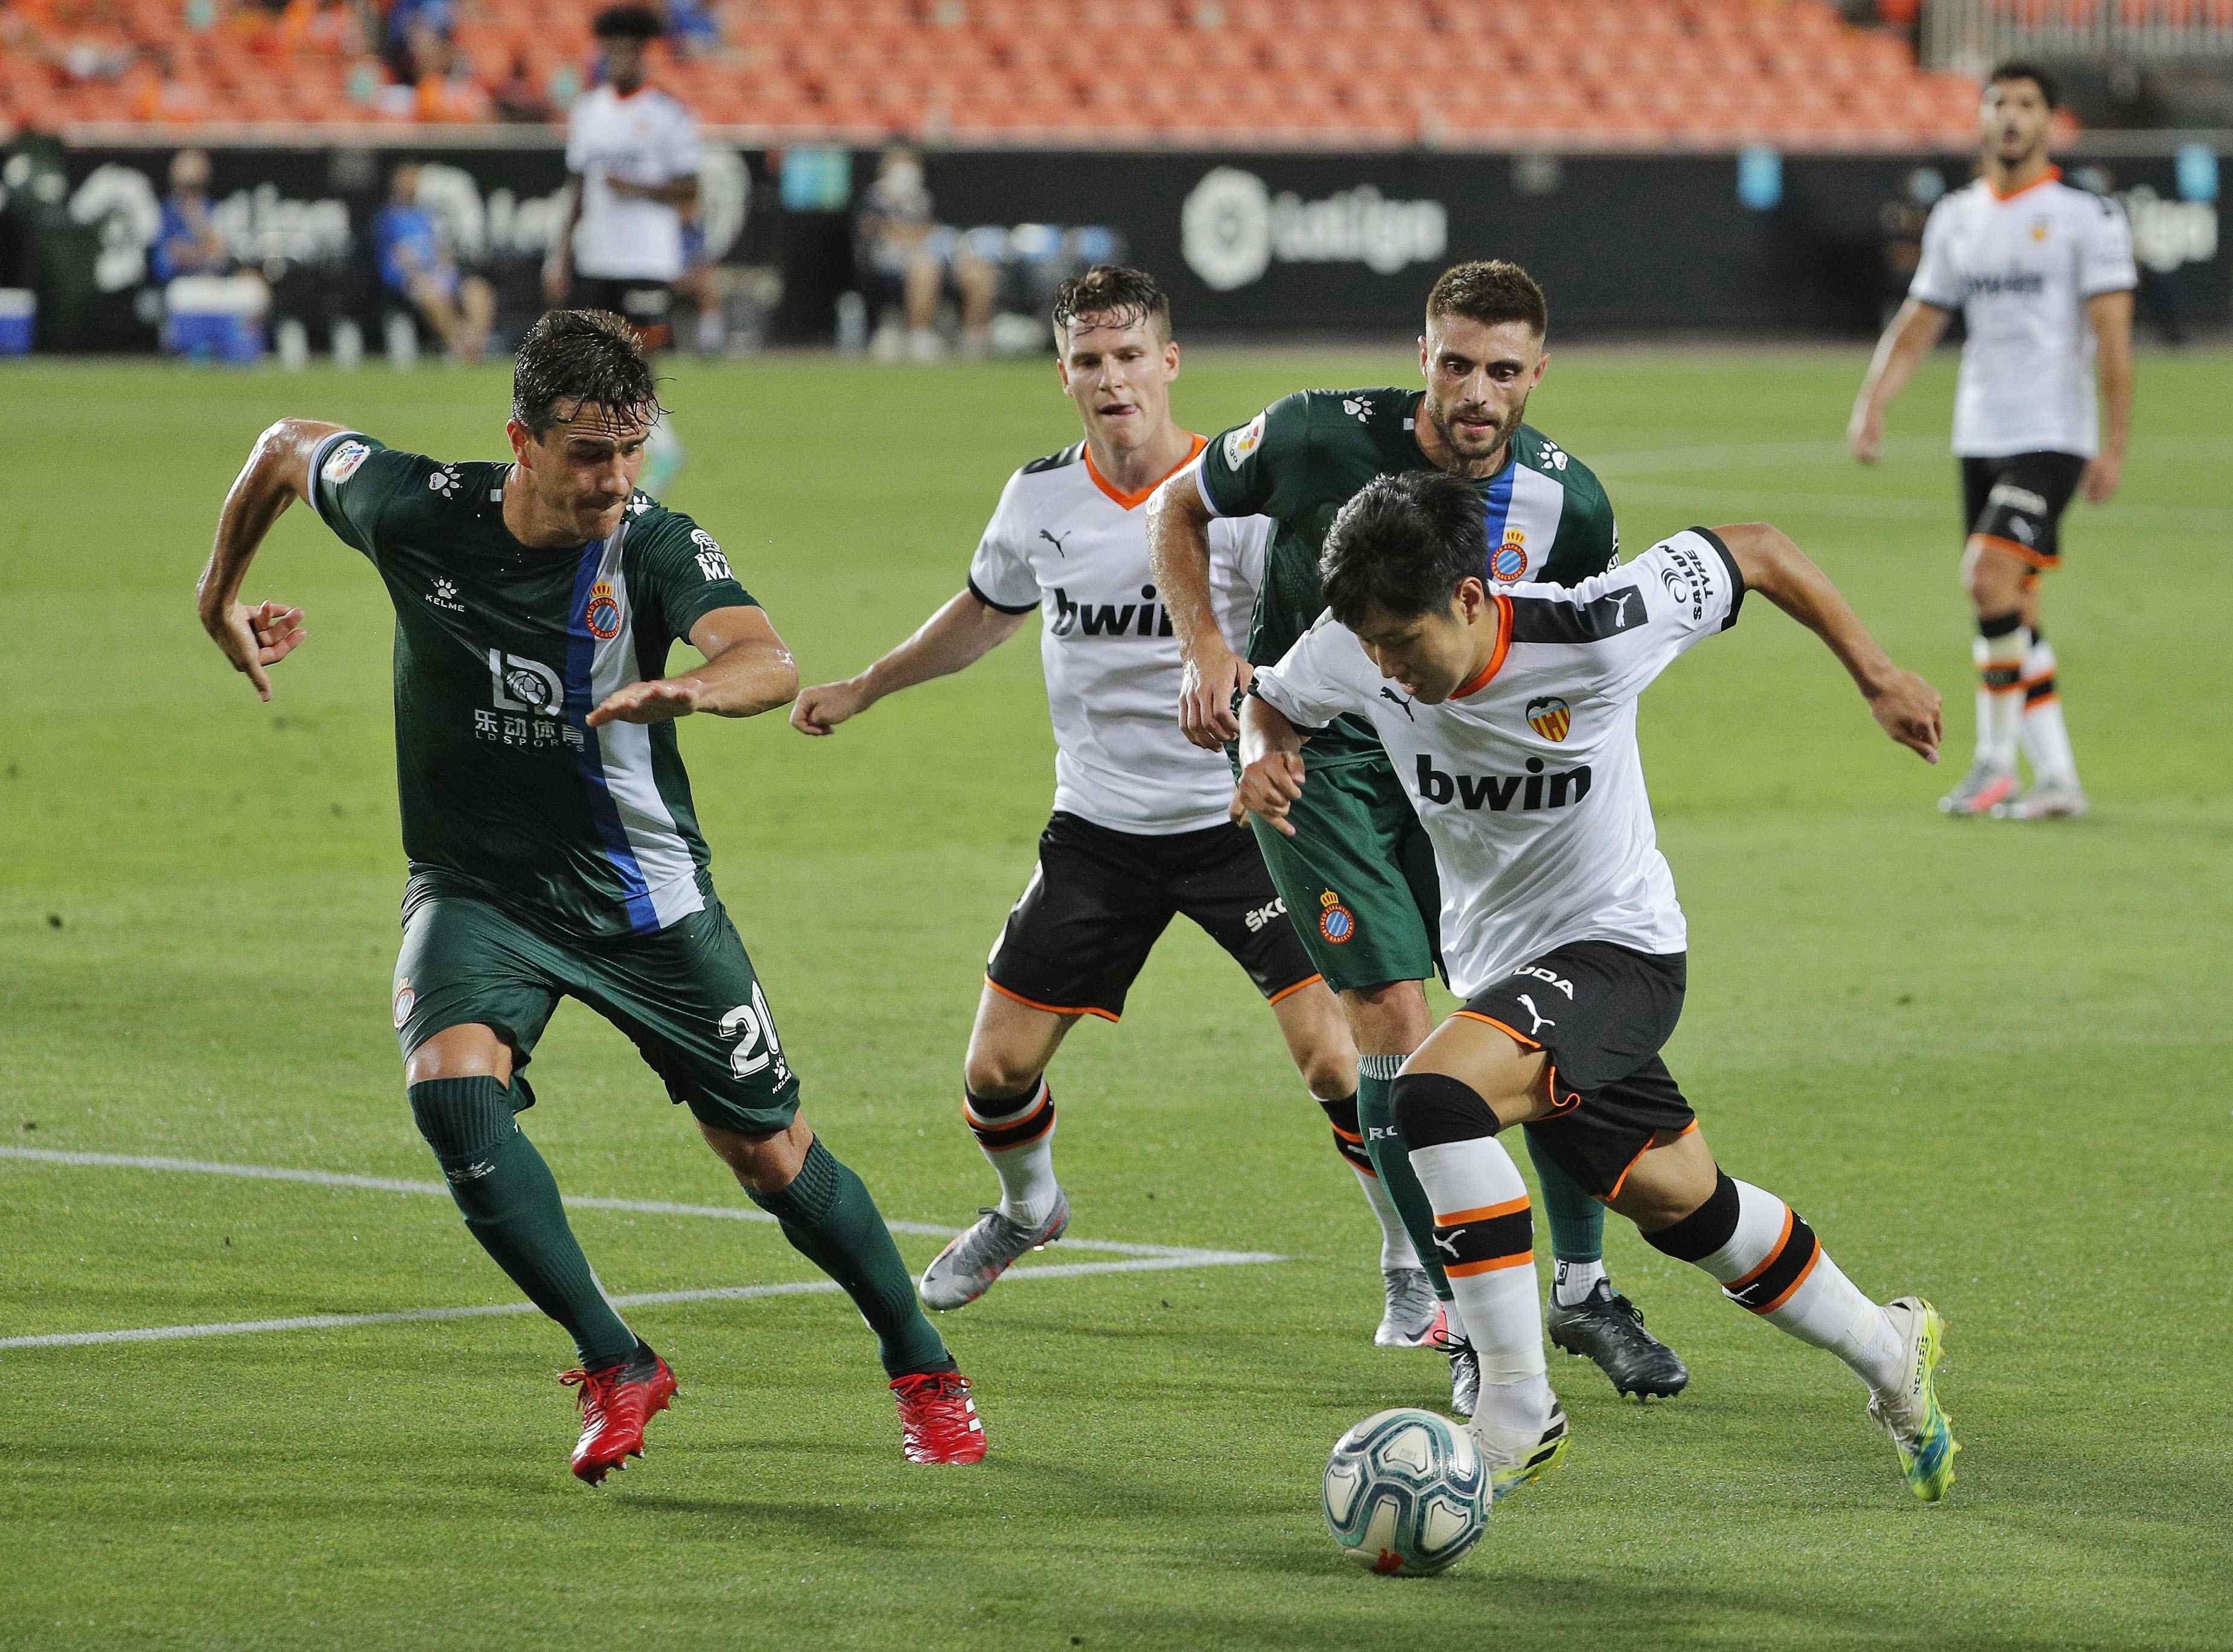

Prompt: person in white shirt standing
xmin=546 ymin=4 xmax=699 ymax=493
xmin=1849 ymin=61 xmax=2136 ymax=820
xmin=1237 ymin=470 xmax=1959 ymax=1505
xmin=790 ymin=269 xmax=1408 ymax=1336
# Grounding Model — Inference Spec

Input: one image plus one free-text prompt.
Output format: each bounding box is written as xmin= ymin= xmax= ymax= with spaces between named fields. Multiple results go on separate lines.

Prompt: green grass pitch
xmin=3 ymin=342 xmax=2229 ymax=1651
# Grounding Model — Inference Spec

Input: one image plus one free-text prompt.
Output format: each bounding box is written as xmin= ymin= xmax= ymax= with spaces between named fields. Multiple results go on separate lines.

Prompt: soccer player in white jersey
xmin=544 ymin=4 xmax=699 ymax=491
xmin=1849 ymin=61 xmax=2136 ymax=820
xmin=1237 ymin=471 xmax=1961 ymax=1504
xmin=791 ymin=267 xmax=1424 ymax=1327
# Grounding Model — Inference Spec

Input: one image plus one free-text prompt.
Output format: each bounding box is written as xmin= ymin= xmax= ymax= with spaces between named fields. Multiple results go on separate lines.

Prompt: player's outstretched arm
xmin=788 ymin=590 xmax=1031 ymax=736
xmin=196 ymin=417 xmax=336 ymax=699
xmin=2082 ymin=289 xmax=2134 ymax=505
xmin=588 ymin=604 xmax=799 ymax=727
xmin=1848 ymin=299 xmax=1952 ymax=463
xmin=1146 ymin=468 xmax=1250 ymax=750
xmin=1231 ymin=692 xmax=1310 ymax=836
xmin=1717 ymin=522 xmax=1943 ymax=764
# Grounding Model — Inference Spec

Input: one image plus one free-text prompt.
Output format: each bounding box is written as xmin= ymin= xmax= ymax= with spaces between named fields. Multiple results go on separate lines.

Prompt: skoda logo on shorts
xmin=1318 ymin=890 xmax=1356 ymax=945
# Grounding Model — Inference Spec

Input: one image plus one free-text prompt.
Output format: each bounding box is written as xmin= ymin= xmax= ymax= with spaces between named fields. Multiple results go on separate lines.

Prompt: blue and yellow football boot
xmin=1868 ymin=1296 xmax=1959 ymax=1502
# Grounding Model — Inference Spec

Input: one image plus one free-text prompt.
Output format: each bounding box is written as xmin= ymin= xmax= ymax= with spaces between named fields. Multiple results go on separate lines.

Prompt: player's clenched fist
xmin=1230 ymin=749 xmax=1305 ymax=836
xmin=1179 ymin=648 xmax=1252 ymax=750
xmin=790 ymin=678 xmax=873 ymax=736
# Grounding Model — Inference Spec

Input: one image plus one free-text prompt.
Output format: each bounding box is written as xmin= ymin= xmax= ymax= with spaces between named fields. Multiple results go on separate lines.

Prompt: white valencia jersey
xmin=1909 ymin=172 xmax=2137 ymax=458
xmin=565 ymin=85 xmax=700 ymax=281
xmin=1252 ymin=529 xmax=1743 ymax=997
xmin=969 ymin=436 xmax=1272 ymax=834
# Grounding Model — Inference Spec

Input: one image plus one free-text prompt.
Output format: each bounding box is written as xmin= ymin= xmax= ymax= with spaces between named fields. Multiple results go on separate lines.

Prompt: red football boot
xmin=890 ymin=1370 xmax=987 ymax=1464
xmin=560 ymin=1348 xmax=678 ymax=1484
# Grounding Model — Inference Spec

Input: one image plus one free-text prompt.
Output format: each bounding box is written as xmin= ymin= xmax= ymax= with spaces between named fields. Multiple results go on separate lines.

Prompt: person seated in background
xmin=855 ymin=144 xmax=997 ymax=360
xmin=413 ymin=35 xmax=492 ymax=121
xmin=151 ymin=148 xmax=233 ymax=283
xmin=382 ymin=0 xmax=456 ymax=85
xmin=489 ymin=51 xmax=554 ymax=122
xmin=372 ymin=162 xmax=495 ymax=361
xmin=660 ymin=0 xmax=729 ymax=59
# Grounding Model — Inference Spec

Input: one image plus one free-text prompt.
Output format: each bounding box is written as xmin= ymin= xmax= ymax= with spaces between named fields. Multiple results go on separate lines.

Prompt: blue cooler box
xmin=164 ymin=276 xmax=266 ymax=363
xmin=0 ymin=289 xmax=33 ymax=355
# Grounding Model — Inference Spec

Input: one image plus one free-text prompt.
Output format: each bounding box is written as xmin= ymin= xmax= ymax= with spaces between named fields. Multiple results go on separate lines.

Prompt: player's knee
xmin=1389 ymin=1071 xmax=1500 ymax=1149
xmin=1962 ymin=540 xmax=2027 ymax=610
xmin=1638 ymin=1167 xmax=1741 ymax=1258
xmin=962 ymin=1048 xmax=1043 ymax=1103
xmin=407 ymin=1075 xmax=517 ymax=1170
xmin=1340 ymin=980 xmax=1432 ymax=1054
xmin=1302 ymin=1046 xmax=1359 ymax=1101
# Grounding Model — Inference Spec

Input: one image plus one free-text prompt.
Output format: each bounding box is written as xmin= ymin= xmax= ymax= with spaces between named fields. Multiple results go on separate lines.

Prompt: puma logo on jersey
xmin=1416 ymin=754 xmax=1591 ymax=812
xmin=1050 ymin=584 xmax=1174 ymax=639
xmin=1380 ymin=687 xmax=1416 ymax=720
xmin=1517 ymin=995 xmax=1557 ymax=1036
xmin=1039 ymin=528 xmax=1072 ymax=557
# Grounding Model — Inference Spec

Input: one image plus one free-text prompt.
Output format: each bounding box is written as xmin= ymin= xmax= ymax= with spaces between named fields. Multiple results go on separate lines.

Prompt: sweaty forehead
xmin=548 ymin=401 xmax=654 ymax=445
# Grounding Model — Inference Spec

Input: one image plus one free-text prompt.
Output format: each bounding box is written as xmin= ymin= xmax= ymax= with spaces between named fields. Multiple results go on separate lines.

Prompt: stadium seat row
xmin=5 ymin=0 xmax=2018 ymax=145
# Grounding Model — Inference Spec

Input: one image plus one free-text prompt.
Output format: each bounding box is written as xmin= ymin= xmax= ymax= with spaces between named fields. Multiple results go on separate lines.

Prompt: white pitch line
xmin=0 ymin=1252 xmax=1287 ymax=1352
xmin=0 ymin=1146 xmax=1207 ymax=1258
xmin=0 ymin=1146 xmax=1290 ymax=1352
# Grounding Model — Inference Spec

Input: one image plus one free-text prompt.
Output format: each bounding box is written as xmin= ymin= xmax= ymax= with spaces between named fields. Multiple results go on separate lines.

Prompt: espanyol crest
xmin=584 ymin=579 xmax=623 ymax=641
xmin=1526 ymin=696 xmax=1572 ymax=742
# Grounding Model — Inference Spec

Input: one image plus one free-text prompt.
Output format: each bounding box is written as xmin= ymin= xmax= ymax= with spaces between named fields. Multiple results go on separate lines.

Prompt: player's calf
xmin=1633 ymin=1159 xmax=1955 ymax=1499
xmin=1389 ymin=1070 xmax=1561 ymax=1470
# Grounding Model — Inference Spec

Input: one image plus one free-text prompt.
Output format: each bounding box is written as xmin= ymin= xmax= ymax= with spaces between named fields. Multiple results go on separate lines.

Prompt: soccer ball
xmin=1322 ymin=1408 xmax=1487 ymax=1577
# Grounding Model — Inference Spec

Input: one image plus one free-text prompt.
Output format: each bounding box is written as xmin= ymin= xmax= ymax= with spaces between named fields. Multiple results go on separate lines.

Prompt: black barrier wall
xmin=15 ymin=138 xmax=2225 ymax=350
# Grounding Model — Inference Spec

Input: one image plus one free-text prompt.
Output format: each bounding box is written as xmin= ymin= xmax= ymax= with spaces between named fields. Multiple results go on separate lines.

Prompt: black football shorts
xmin=1960 ymin=450 xmax=2088 ymax=572
xmin=986 ymin=812 xmax=1321 ymax=1022
xmin=1458 ymin=939 xmax=1695 ymax=1200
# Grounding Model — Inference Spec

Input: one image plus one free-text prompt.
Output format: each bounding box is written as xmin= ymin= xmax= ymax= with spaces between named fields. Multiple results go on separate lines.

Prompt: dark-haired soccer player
xmin=791 ymin=267 xmax=1408 ymax=1328
xmin=194 ymin=310 xmax=986 ymax=1478
xmin=1149 ymin=260 xmax=1688 ymax=1414
xmin=1235 ymin=471 xmax=1959 ymax=1503
xmin=1850 ymin=60 xmax=2136 ymax=820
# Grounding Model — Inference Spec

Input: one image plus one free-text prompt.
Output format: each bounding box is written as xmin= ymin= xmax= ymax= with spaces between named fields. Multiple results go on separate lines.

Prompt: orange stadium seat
xmin=6 ymin=0 xmax=2010 ymax=147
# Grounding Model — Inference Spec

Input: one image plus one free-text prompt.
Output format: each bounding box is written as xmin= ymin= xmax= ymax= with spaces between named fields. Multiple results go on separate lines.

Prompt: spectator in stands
xmin=413 ymin=35 xmax=492 ymax=120
xmin=855 ymin=144 xmax=997 ymax=360
xmin=659 ymin=0 xmax=730 ymax=59
xmin=382 ymin=0 xmax=455 ymax=85
xmin=489 ymin=51 xmax=553 ymax=122
xmin=151 ymin=148 xmax=232 ymax=283
xmin=372 ymin=161 xmax=495 ymax=360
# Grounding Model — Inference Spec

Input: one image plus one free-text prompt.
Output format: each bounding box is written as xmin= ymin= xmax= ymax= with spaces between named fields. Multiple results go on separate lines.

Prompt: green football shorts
xmin=1245 ymin=751 xmax=1442 ymax=996
xmin=390 ymin=872 xmax=802 ymax=1137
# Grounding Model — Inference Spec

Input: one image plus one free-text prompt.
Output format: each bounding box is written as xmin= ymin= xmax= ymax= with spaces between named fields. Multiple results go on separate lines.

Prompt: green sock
xmin=408 ymin=1076 xmax=637 ymax=1368
xmin=1358 ymin=1055 xmax=1452 ymax=1301
xmin=1523 ymin=1130 xmax=1605 ymax=1263
xmin=750 ymin=1138 xmax=951 ymax=1379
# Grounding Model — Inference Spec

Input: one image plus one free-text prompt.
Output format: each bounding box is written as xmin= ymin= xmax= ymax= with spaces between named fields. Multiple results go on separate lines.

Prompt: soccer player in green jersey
xmin=1148 ymin=261 xmax=1689 ymax=1412
xmin=194 ymin=310 xmax=987 ymax=1479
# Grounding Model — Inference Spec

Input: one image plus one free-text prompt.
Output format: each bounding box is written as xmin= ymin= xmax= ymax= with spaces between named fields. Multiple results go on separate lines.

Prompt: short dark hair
xmin=593 ymin=4 xmax=663 ymax=39
xmin=1987 ymin=59 xmax=2059 ymax=109
xmin=512 ymin=309 xmax=664 ymax=435
xmin=1425 ymin=260 xmax=1548 ymax=337
xmin=1051 ymin=264 xmax=1172 ymax=343
xmin=1320 ymin=470 xmax=1486 ymax=628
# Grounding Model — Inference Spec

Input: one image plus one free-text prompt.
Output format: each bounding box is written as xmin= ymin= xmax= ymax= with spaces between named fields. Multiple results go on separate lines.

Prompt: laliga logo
xmin=1180 ymin=167 xmax=1449 ymax=293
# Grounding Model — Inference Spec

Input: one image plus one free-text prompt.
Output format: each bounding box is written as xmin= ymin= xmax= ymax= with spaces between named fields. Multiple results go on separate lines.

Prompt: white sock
xmin=964 ymin=1079 xmax=1061 ymax=1228
xmin=1407 ymin=1134 xmax=1547 ymax=1416
xmin=1474 ymin=1371 xmax=1554 ymax=1443
xmin=1975 ymin=630 xmax=2027 ymax=770
xmin=1351 ymin=1165 xmax=1416 ymax=1272
xmin=1694 ymin=1180 xmax=1904 ymax=1392
xmin=1552 ymin=1258 xmax=1607 ymax=1307
xmin=2018 ymin=636 xmax=2079 ymax=785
